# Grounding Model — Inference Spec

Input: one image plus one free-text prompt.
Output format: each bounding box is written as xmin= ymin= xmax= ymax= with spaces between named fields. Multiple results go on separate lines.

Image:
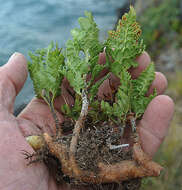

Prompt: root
xmin=21 ymin=150 xmax=44 ymax=165
xmin=133 ymin=143 xmax=163 ymax=176
xmin=98 ymin=143 xmax=163 ymax=183
xmin=43 ymin=133 xmax=162 ymax=184
xmin=26 ymin=92 xmax=163 ymax=186
xmin=43 ymin=133 xmax=72 ymax=176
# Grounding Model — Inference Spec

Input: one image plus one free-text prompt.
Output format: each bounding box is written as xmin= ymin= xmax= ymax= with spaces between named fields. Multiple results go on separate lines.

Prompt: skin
xmin=0 ymin=52 xmax=174 ymax=190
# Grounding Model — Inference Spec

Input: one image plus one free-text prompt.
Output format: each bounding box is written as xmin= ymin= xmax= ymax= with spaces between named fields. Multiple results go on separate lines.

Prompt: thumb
xmin=0 ymin=53 xmax=28 ymax=113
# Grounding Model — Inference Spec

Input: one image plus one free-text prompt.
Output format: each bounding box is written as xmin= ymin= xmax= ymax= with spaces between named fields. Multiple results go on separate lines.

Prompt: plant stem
xmin=129 ymin=117 xmax=139 ymax=144
xmin=49 ymin=100 xmax=62 ymax=136
xmin=42 ymin=90 xmax=62 ymax=136
xmin=69 ymin=89 xmax=89 ymax=176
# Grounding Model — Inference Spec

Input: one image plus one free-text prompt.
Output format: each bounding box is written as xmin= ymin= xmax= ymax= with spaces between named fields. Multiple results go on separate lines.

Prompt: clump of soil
xmin=75 ymin=122 xmax=133 ymax=173
xmin=26 ymin=117 xmax=142 ymax=190
xmin=73 ymin=178 xmax=141 ymax=190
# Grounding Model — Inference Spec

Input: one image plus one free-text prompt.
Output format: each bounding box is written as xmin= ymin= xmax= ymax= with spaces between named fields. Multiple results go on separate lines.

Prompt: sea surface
xmin=0 ymin=0 xmax=125 ymax=109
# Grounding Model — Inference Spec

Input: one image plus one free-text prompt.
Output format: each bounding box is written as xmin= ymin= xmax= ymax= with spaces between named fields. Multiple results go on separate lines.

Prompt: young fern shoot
xmin=28 ymin=42 xmax=65 ymax=135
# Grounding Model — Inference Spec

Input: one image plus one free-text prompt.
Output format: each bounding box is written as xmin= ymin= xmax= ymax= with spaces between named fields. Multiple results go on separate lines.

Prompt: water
xmin=0 ymin=0 xmax=125 ymax=109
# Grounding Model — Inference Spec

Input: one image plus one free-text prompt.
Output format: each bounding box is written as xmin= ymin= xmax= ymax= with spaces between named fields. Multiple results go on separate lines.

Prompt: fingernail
xmin=8 ymin=52 xmax=20 ymax=62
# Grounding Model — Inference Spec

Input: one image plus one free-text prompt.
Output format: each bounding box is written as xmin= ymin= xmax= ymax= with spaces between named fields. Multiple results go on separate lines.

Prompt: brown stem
xmin=133 ymin=143 xmax=163 ymax=176
xmin=43 ymin=133 xmax=72 ymax=176
xmin=42 ymin=90 xmax=62 ymax=136
xmin=44 ymin=133 xmax=98 ymax=182
xmin=98 ymin=161 xmax=149 ymax=183
xmin=130 ymin=117 xmax=139 ymax=144
xmin=49 ymin=101 xmax=62 ymax=136
xmin=69 ymin=89 xmax=89 ymax=177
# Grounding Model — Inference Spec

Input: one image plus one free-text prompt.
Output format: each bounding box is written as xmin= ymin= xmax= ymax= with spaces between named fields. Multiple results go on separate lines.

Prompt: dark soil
xmin=75 ymin=121 xmax=133 ymax=173
xmin=26 ymin=117 xmax=141 ymax=190
xmin=72 ymin=178 xmax=141 ymax=190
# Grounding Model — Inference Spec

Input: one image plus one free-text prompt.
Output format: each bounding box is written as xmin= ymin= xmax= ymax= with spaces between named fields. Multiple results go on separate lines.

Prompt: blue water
xmin=0 ymin=0 xmax=125 ymax=109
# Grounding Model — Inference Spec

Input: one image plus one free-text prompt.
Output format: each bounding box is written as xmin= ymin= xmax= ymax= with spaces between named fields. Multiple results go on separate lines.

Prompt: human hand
xmin=98 ymin=51 xmax=174 ymax=156
xmin=0 ymin=52 xmax=174 ymax=190
xmin=130 ymin=52 xmax=174 ymax=157
xmin=0 ymin=53 xmax=69 ymax=190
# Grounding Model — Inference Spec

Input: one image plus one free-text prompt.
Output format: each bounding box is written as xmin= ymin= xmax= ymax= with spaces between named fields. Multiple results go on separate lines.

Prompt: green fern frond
xmin=28 ymin=7 xmax=157 ymax=124
xmin=101 ymin=100 xmax=113 ymax=117
xmin=132 ymin=63 xmax=155 ymax=97
xmin=75 ymin=11 xmax=103 ymax=57
xmin=63 ymin=11 xmax=105 ymax=95
xmin=89 ymin=74 xmax=109 ymax=102
xmin=61 ymin=103 xmax=72 ymax=116
xmin=101 ymin=70 xmax=132 ymax=120
xmin=61 ymin=94 xmax=82 ymax=120
xmin=105 ymin=6 xmax=145 ymax=76
xmin=113 ymin=70 xmax=132 ymax=118
xmin=132 ymin=90 xmax=157 ymax=117
xmin=28 ymin=42 xmax=64 ymax=101
xmin=131 ymin=63 xmax=156 ymax=116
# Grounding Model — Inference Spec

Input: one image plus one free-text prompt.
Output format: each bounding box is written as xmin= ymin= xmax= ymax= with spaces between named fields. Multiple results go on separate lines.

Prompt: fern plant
xmin=29 ymin=7 xmax=156 ymax=125
xmin=26 ymin=6 xmax=162 ymax=188
xmin=28 ymin=42 xmax=65 ymax=131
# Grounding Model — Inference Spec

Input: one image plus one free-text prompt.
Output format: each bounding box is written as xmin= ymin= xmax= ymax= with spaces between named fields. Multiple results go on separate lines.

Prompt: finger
xmin=98 ymin=71 xmax=167 ymax=101
xmin=0 ymin=53 xmax=28 ymax=113
xmin=96 ymin=52 xmax=151 ymax=84
xmin=54 ymin=78 xmax=75 ymax=109
xmin=98 ymin=51 xmax=151 ymax=80
xmin=98 ymin=52 xmax=106 ymax=65
xmin=139 ymin=95 xmax=174 ymax=157
xmin=17 ymin=78 xmax=74 ymax=137
xmin=147 ymin=72 xmax=168 ymax=96
xmin=91 ymin=52 xmax=109 ymax=83
xmin=130 ymin=51 xmax=151 ymax=79
xmin=17 ymin=81 xmax=74 ymax=136
xmin=103 ymin=52 xmax=151 ymax=92
xmin=18 ymin=97 xmax=64 ymax=136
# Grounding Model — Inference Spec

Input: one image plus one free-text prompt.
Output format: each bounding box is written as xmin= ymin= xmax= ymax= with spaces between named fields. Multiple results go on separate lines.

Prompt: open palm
xmin=0 ymin=52 xmax=174 ymax=190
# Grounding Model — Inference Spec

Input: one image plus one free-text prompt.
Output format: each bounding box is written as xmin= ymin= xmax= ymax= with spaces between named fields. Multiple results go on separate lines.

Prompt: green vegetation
xmin=138 ymin=0 xmax=182 ymax=57
xmin=28 ymin=42 xmax=64 ymax=103
xmin=137 ymin=0 xmax=182 ymax=189
xmin=28 ymin=7 xmax=156 ymax=128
